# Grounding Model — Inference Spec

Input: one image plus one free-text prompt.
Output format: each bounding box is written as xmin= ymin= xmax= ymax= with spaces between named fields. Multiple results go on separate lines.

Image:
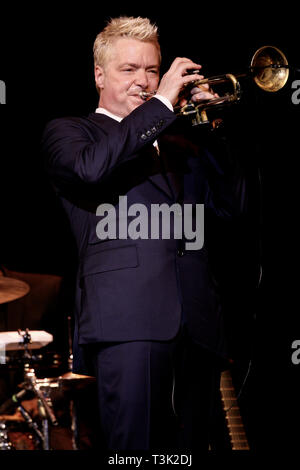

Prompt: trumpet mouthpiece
xmin=139 ymin=91 xmax=156 ymax=100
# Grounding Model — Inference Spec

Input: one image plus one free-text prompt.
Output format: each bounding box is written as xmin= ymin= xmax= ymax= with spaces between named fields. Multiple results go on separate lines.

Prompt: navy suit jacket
xmin=42 ymin=98 xmax=245 ymax=374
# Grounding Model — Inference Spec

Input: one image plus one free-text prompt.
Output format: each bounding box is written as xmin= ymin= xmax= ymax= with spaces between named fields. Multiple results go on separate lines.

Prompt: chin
xmin=127 ymin=102 xmax=143 ymax=115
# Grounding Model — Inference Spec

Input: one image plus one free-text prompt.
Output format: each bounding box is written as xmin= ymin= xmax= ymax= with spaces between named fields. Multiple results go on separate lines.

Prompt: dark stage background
xmin=0 ymin=4 xmax=299 ymax=455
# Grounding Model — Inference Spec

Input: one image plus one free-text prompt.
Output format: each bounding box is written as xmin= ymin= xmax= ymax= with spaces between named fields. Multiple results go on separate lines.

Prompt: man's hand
xmin=190 ymin=84 xmax=219 ymax=102
xmin=156 ymin=57 xmax=204 ymax=106
xmin=178 ymin=83 xmax=220 ymax=108
xmin=156 ymin=57 xmax=219 ymax=108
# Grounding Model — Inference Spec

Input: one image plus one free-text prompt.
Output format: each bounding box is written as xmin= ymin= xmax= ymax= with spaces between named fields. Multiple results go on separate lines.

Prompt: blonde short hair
xmin=93 ymin=16 xmax=161 ymax=69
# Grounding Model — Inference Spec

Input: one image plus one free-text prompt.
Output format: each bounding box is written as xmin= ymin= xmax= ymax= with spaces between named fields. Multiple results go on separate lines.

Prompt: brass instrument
xmin=140 ymin=46 xmax=289 ymax=126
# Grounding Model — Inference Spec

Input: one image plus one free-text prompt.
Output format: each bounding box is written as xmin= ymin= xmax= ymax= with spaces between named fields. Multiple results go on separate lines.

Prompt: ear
xmin=94 ymin=65 xmax=105 ymax=91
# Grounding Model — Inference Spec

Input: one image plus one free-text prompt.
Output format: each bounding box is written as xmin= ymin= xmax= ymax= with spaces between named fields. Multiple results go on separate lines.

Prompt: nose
xmin=134 ymin=68 xmax=148 ymax=89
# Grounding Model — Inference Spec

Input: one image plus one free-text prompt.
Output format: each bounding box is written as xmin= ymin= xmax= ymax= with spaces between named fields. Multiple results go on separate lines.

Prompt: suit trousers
xmin=88 ymin=325 xmax=222 ymax=451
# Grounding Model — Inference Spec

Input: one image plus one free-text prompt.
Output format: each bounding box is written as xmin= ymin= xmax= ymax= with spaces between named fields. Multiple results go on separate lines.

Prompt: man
xmin=42 ymin=16 xmax=245 ymax=451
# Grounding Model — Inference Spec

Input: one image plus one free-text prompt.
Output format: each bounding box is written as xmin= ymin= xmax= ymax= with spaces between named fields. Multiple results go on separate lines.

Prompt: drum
xmin=0 ymin=417 xmax=38 ymax=450
xmin=0 ymin=374 xmax=98 ymax=450
xmin=0 ymin=421 xmax=13 ymax=450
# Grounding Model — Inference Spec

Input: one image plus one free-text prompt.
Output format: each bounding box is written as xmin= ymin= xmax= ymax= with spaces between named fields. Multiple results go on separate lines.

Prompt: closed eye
xmin=119 ymin=64 xmax=159 ymax=74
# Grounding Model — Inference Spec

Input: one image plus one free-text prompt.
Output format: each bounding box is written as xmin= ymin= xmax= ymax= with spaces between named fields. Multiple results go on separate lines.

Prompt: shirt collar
xmin=95 ymin=107 xmax=123 ymax=122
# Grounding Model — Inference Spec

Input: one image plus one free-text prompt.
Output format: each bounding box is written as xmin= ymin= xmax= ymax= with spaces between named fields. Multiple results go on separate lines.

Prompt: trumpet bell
xmin=250 ymin=45 xmax=289 ymax=92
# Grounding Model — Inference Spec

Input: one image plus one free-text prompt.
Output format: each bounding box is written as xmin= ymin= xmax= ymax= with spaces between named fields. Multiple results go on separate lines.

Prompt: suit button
xmin=151 ymin=126 xmax=157 ymax=133
xmin=177 ymin=249 xmax=185 ymax=257
xmin=141 ymin=133 xmax=147 ymax=140
xmin=146 ymin=130 xmax=152 ymax=136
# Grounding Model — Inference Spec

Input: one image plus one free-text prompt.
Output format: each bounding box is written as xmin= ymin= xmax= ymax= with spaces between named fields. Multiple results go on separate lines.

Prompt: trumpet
xmin=140 ymin=46 xmax=289 ymax=126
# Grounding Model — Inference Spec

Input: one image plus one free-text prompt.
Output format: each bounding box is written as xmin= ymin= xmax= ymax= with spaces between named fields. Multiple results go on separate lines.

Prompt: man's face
xmin=95 ymin=38 xmax=160 ymax=118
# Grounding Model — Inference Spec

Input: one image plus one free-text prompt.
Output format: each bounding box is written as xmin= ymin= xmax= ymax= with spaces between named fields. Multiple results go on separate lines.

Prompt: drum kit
xmin=0 ymin=275 xmax=95 ymax=450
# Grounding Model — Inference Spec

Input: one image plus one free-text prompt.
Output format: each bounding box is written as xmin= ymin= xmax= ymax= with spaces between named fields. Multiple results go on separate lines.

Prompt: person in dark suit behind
xmin=42 ymin=16 xmax=246 ymax=452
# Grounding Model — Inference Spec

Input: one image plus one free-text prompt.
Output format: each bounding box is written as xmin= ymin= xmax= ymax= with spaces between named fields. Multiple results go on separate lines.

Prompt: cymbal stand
xmin=38 ymin=398 xmax=50 ymax=450
xmin=17 ymin=403 xmax=44 ymax=446
xmin=67 ymin=316 xmax=79 ymax=450
xmin=18 ymin=329 xmax=58 ymax=450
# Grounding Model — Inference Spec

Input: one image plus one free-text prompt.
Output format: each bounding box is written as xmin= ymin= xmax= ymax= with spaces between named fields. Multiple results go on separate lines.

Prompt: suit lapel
xmin=87 ymin=113 xmax=181 ymax=201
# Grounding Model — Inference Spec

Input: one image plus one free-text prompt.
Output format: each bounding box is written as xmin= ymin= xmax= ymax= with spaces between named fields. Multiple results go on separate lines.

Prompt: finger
xmin=170 ymin=57 xmax=201 ymax=71
xmin=182 ymin=74 xmax=204 ymax=87
xmin=173 ymin=58 xmax=203 ymax=75
xmin=179 ymin=97 xmax=188 ymax=107
xmin=191 ymin=91 xmax=216 ymax=102
xmin=190 ymin=85 xmax=210 ymax=94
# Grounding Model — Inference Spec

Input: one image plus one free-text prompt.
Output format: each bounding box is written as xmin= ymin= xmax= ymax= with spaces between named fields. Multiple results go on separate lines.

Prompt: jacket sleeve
xmin=42 ymin=98 xmax=176 ymax=187
xmin=200 ymin=131 xmax=248 ymax=218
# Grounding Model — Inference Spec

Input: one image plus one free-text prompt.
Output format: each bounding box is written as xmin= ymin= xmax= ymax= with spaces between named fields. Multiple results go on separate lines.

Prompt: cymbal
xmin=58 ymin=372 xmax=95 ymax=390
xmin=0 ymin=330 xmax=53 ymax=351
xmin=59 ymin=372 xmax=95 ymax=380
xmin=0 ymin=277 xmax=30 ymax=305
xmin=18 ymin=372 xmax=95 ymax=394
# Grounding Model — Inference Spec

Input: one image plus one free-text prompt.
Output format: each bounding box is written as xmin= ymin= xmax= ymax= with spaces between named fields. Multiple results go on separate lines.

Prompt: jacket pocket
xmin=80 ymin=244 xmax=139 ymax=278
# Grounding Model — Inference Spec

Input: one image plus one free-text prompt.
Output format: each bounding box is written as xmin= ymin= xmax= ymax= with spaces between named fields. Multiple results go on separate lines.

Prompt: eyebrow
xmin=120 ymin=63 xmax=159 ymax=69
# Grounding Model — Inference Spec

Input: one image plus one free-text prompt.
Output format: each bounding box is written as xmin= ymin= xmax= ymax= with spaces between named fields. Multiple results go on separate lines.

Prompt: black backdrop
xmin=0 ymin=4 xmax=299 ymax=455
